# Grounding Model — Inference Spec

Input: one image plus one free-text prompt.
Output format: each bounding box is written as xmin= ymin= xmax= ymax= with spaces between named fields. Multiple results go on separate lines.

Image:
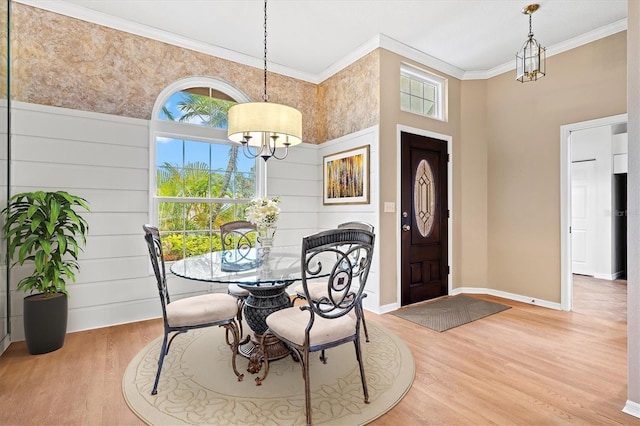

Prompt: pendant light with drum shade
xmin=516 ymin=4 xmax=546 ymax=82
xmin=227 ymin=0 xmax=302 ymax=161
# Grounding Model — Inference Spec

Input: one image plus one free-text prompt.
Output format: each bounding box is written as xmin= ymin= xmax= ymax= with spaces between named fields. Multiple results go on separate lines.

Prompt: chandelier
xmin=227 ymin=0 xmax=302 ymax=161
xmin=516 ymin=4 xmax=546 ymax=83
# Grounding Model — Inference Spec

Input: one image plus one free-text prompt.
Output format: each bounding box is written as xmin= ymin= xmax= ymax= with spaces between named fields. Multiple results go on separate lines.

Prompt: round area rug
xmin=123 ymin=321 xmax=414 ymax=425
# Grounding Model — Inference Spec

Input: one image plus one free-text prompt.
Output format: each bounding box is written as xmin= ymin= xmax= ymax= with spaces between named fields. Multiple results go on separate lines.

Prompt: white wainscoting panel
xmin=267 ymin=143 xmax=320 ymax=249
xmin=8 ymin=103 xmax=384 ymax=342
xmin=317 ymin=126 xmax=380 ymax=311
xmin=8 ymin=102 xmax=165 ymax=339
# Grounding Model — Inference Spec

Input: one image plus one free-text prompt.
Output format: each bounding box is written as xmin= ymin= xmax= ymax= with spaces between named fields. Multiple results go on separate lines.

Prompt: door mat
xmin=392 ymin=295 xmax=511 ymax=332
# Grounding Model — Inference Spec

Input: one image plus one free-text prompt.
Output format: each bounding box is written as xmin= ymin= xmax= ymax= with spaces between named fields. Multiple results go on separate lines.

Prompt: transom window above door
xmin=400 ymin=63 xmax=447 ymax=121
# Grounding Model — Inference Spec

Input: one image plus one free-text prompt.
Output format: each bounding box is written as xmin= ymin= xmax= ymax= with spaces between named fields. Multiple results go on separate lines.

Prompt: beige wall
xmin=378 ymin=48 xmax=463 ymax=305
xmin=11 ymin=3 xmax=321 ymax=143
xmin=486 ymin=32 xmax=627 ymax=302
xmin=377 ymin=31 xmax=626 ymax=307
xmin=460 ymin=79 xmax=489 ymax=289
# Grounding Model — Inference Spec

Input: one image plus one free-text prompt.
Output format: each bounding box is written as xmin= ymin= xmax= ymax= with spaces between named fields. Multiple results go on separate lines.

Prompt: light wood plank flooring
xmin=0 ymin=294 xmax=637 ymax=425
xmin=572 ymin=273 xmax=627 ymax=323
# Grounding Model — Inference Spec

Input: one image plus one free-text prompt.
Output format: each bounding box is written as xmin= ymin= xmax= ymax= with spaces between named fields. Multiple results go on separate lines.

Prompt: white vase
xmin=257 ymin=226 xmax=277 ymax=271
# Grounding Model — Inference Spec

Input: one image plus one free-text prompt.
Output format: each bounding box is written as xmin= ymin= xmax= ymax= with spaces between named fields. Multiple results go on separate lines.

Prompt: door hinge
xmin=447 ymin=209 xmax=450 ymax=218
xmin=447 ymin=153 xmax=450 ymax=162
xmin=448 ymin=266 xmax=451 ymax=275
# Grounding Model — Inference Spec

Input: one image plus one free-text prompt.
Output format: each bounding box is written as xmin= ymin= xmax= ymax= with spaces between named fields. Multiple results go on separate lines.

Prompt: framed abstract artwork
xmin=323 ymin=145 xmax=370 ymax=205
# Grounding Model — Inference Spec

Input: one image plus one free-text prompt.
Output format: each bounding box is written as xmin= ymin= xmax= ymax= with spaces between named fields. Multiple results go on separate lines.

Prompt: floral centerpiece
xmin=246 ymin=196 xmax=280 ymax=230
xmin=246 ymin=196 xmax=280 ymax=267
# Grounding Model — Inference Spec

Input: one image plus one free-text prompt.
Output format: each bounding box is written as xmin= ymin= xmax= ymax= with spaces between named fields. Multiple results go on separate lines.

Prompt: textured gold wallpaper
xmin=318 ymin=51 xmax=380 ymax=142
xmin=11 ymin=4 xmax=325 ymax=142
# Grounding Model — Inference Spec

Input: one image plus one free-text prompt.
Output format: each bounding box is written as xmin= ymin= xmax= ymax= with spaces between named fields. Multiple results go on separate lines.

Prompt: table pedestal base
xmin=239 ymin=332 xmax=291 ymax=373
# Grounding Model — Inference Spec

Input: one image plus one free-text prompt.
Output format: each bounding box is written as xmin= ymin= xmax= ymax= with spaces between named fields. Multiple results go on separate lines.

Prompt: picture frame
xmin=323 ymin=145 xmax=370 ymax=205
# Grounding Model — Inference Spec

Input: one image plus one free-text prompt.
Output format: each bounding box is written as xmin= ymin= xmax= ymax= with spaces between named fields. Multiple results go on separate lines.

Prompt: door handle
xmin=402 ymin=224 xmax=411 ymax=232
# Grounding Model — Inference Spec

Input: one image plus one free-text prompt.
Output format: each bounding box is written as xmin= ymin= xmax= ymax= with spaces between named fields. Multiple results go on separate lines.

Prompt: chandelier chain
xmin=529 ymin=13 xmax=533 ymax=37
xmin=263 ymin=0 xmax=268 ymax=102
xmin=227 ymin=0 xmax=301 ymax=161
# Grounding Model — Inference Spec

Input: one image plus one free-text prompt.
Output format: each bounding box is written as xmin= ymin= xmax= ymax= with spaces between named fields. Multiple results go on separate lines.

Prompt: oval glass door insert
xmin=414 ymin=159 xmax=436 ymax=237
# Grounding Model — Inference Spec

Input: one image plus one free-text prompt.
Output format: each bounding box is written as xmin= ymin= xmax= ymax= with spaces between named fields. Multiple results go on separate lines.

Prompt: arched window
xmin=151 ymin=78 xmax=261 ymax=261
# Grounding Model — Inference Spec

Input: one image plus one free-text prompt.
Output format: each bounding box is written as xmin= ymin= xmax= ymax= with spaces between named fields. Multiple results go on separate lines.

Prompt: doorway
xmin=560 ymin=113 xmax=628 ymax=311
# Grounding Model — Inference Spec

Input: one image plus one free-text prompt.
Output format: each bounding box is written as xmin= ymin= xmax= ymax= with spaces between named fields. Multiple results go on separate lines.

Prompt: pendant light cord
xmin=263 ymin=0 xmax=268 ymax=102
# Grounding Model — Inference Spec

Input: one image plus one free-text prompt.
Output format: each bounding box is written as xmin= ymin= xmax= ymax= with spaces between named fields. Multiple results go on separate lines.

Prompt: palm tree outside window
xmin=153 ymin=86 xmax=257 ymax=261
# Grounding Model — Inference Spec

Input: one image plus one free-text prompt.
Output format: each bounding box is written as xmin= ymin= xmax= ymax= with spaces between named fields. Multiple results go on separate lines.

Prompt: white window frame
xmin=400 ymin=63 xmax=447 ymax=122
xmin=149 ymin=77 xmax=266 ymax=232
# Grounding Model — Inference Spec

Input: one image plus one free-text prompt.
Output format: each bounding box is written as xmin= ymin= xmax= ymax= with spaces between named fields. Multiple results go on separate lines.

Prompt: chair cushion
xmin=266 ymin=307 xmax=356 ymax=347
xmin=228 ymin=283 xmax=250 ymax=298
xmin=166 ymin=293 xmax=238 ymax=328
xmin=293 ymin=281 xmax=347 ymax=303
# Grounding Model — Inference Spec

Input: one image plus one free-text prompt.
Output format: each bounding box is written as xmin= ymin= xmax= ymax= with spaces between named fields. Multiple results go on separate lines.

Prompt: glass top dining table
xmin=170 ymin=247 xmax=308 ymax=373
xmin=170 ymin=247 xmax=301 ymax=285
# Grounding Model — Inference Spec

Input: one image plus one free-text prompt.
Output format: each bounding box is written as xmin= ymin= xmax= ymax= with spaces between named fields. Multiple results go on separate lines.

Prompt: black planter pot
xmin=23 ymin=293 xmax=68 ymax=355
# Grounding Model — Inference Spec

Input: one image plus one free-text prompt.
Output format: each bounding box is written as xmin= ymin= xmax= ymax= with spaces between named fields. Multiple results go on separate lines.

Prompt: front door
xmin=400 ymin=132 xmax=448 ymax=306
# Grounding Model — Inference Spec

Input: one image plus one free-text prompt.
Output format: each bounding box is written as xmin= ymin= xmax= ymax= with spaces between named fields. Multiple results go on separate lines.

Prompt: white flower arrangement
xmin=246 ymin=196 xmax=281 ymax=229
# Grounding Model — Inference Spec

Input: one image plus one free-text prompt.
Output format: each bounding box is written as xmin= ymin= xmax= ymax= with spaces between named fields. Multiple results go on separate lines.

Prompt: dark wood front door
xmin=400 ymin=132 xmax=448 ymax=306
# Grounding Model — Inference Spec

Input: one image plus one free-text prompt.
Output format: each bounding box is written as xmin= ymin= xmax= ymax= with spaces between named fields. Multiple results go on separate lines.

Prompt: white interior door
xmin=571 ymin=160 xmax=597 ymax=276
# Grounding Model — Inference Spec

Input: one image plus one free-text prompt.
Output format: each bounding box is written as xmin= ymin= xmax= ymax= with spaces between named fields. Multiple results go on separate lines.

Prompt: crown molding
xmin=378 ymin=34 xmax=466 ymax=80
xmin=315 ymin=35 xmax=381 ymax=83
xmin=316 ymin=33 xmax=466 ymax=82
xmin=16 ymin=0 xmax=628 ymax=84
xmin=15 ymin=0 xmax=320 ymax=83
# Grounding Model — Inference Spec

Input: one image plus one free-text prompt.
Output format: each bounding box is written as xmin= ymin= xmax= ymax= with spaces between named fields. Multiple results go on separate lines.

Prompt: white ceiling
xmin=23 ymin=0 xmax=628 ymax=82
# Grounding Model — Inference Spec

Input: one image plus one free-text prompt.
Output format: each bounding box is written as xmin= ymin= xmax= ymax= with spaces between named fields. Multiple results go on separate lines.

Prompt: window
xmin=400 ymin=64 xmax=446 ymax=121
xmin=152 ymin=80 xmax=258 ymax=261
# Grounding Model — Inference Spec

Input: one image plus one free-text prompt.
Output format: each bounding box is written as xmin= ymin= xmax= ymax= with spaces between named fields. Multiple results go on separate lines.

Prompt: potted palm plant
xmin=2 ymin=191 xmax=89 ymax=354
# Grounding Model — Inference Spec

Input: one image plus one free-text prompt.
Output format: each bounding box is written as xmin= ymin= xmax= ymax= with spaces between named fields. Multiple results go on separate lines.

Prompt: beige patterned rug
xmin=392 ymin=295 xmax=511 ymax=332
xmin=122 ymin=321 xmax=414 ymax=425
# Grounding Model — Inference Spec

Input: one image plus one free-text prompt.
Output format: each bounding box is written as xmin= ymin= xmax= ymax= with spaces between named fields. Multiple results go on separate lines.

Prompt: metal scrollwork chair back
xmin=220 ymin=220 xmax=260 ymax=271
xmin=292 ymin=221 xmax=374 ymax=342
xmin=142 ymin=224 xmax=244 ymax=395
xmin=220 ymin=220 xmax=259 ymax=339
xmin=255 ymin=228 xmax=375 ymax=425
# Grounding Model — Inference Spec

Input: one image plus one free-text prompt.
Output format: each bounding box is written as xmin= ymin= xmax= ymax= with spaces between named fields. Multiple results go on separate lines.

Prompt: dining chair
xmin=220 ymin=220 xmax=259 ymax=339
xmin=142 ymin=224 xmax=244 ymax=395
xmin=291 ymin=221 xmax=374 ymax=342
xmin=255 ymin=227 xmax=375 ymax=425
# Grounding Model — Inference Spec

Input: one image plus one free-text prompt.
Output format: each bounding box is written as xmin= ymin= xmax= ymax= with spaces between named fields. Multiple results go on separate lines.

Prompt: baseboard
xmin=372 ymin=287 xmax=561 ymax=315
xmin=623 ymin=400 xmax=640 ymax=418
xmin=612 ymin=270 xmax=627 ymax=280
xmin=594 ymin=272 xmax=617 ymax=280
xmin=0 ymin=333 xmax=10 ymax=356
xmin=376 ymin=302 xmax=400 ymax=314
xmin=9 ymin=298 xmax=162 ymax=342
xmin=452 ymin=287 xmax=562 ymax=310
xmin=6 ymin=287 xmax=561 ymax=341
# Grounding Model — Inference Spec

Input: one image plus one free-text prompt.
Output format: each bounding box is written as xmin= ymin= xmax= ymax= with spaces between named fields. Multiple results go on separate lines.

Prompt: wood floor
xmin=572 ymin=273 xmax=627 ymax=323
xmin=0 ymin=291 xmax=637 ymax=425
